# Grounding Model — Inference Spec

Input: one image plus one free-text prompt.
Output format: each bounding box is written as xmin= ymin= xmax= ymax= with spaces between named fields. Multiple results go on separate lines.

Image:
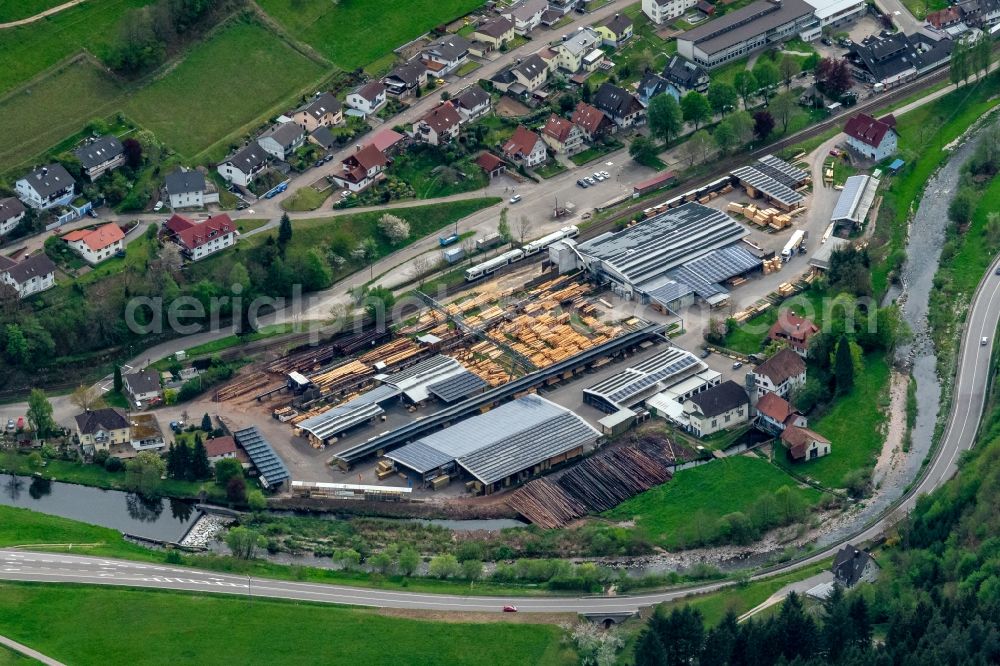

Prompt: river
xmin=0 ymin=474 xmax=199 ymax=543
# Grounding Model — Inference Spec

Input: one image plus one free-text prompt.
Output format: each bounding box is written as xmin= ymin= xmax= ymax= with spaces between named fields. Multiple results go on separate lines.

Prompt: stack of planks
xmin=505 ymin=479 xmax=587 ymax=529
xmin=215 ymin=372 xmax=271 ymax=402
xmin=358 ymin=338 xmax=421 ymax=367
xmin=309 ymin=360 xmax=372 ymax=392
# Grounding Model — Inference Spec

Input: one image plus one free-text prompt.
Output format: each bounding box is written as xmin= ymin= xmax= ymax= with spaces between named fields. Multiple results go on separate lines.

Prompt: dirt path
xmin=872 ymin=370 xmax=908 ymax=488
xmin=0 ymin=0 xmax=86 ymax=28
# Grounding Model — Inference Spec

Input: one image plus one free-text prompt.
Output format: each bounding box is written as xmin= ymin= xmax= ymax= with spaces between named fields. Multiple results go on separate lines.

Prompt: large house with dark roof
xmin=74 ymin=135 xmax=126 ymax=180
xmin=502 ymin=125 xmax=548 ymax=168
xmin=843 ymin=113 xmax=898 ymax=161
xmin=592 ymin=83 xmax=645 ymax=127
xmin=679 ymin=380 xmax=749 ymax=437
xmin=491 ymin=53 xmax=550 ymax=93
xmin=471 ymin=16 xmax=515 ymax=51
xmin=217 ymin=142 xmax=267 ymax=187
xmin=847 ymin=31 xmax=953 ymax=88
xmin=596 ymin=13 xmax=634 ymax=47
xmin=123 ymin=368 xmax=162 ymax=404
xmin=74 ymin=407 xmax=130 ymax=451
xmin=15 ymin=164 xmax=76 ymax=210
xmin=453 ymin=86 xmax=491 ymax=123
xmin=258 ymin=123 xmax=306 ymax=161
xmin=663 ymin=55 xmax=710 ymax=93
xmin=291 ymin=92 xmax=343 ymax=132
xmin=0 ymin=198 xmax=26 ymax=236
xmin=332 ymin=144 xmax=389 ymax=192
xmin=415 ymin=102 xmax=462 ymax=146
xmin=0 ymin=253 xmax=56 ymax=299
xmin=164 ymin=168 xmax=218 ymax=209
xmin=421 ymin=34 xmax=471 ymax=77
xmin=165 ymin=213 xmax=237 ymax=261
xmin=832 ymin=544 xmax=880 ymax=587
xmin=500 ymin=0 xmax=547 ymax=34
xmin=750 ymin=347 xmax=808 ymax=398
xmin=383 ymin=60 xmax=428 ymax=98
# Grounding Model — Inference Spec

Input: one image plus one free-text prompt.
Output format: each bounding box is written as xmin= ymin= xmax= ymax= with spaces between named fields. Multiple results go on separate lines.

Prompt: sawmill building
xmin=384 ymin=394 xmax=600 ymax=494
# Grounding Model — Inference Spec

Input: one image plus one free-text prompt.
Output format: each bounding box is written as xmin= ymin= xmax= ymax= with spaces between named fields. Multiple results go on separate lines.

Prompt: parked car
xmin=592 ymin=172 xmax=605 ymax=181
xmin=995 ymin=266 xmax=1000 ymax=275
xmin=313 ymin=160 xmax=323 ymax=168
xmin=152 ymin=201 xmax=164 ymax=212
xmin=169 ymin=421 xmax=183 ymax=433
xmin=5 ymin=419 xmax=14 ymax=432
xmin=88 ymin=209 xmax=99 ymax=218
xmin=984 ymin=337 xmax=990 ymax=346
xmin=502 ymin=605 xmax=518 ymax=613
xmin=340 ymin=190 xmax=351 ymax=199
xmin=599 ymin=170 xmax=610 ymax=179
xmin=585 ymin=177 xmax=596 ymax=185
xmin=732 ymin=361 xmax=743 ymax=370
xmin=509 ymin=194 xmax=521 ymax=203
xmin=576 ymin=179 xmax=589 ymax=188
xmin=700 ymin=349 xmax=711 ymax=359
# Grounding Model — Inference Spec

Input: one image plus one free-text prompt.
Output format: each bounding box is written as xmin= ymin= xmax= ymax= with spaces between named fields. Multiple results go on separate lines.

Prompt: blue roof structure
xmin=888 ymin=158 xmax=904 ymax=172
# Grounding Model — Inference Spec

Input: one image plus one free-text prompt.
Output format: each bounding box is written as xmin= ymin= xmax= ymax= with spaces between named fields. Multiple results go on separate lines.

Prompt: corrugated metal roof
xmin=645 ymin=281 xmax=694 ymax=307
xmin=831 ymin=174 xmax=880 ymax=224
xmin=385 ymin=440 xmax=454 ymax=473
xmin=378 ymin=354 xmax=467 ymax=403
xmin=427 ymin=372 xmax=488 ymax=403
xmin=755 ymin=154 xmax=808 ymax=187
xmin=731 ymin=165 xmax=804 ymax=208
xmin=585 ymin=347 xmax=706 ymax=407
xmin=667 ymin=245 xmax=761 ymax=299
xmin=233 ymin=426 xmax=290 ymax=489
xmin=298 ymin=402 xmax=384 ymax=441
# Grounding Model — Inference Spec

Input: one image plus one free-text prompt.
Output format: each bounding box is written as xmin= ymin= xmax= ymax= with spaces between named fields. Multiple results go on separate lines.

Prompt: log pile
xmin=266 ymin=343 xmax=340 ymax=375
xmin=505 ymin=440 xmax=681 ymax=527
xmin=309 ymin=360 xmax=373 ymax=393
xmin=215 ymin=372 xmax=271 ymax=402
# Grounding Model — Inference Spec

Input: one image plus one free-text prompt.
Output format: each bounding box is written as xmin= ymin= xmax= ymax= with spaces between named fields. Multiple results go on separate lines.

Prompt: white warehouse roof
xmin=803 ymin=0 xmax=865 ymax=20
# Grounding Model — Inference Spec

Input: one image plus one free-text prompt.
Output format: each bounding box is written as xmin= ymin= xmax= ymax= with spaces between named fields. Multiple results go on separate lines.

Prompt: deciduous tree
xmin=647 ymin=94 xmax=683 ymax=143
xmin=681 ymin=91 xmax=711 ymax=129
xmin=733 ymin=69 xmax=757 ymax=109
xmin=707 ymin=82 xmax=738 ymax=115
xmin=27 ymin=389 xmax=55 ymax=439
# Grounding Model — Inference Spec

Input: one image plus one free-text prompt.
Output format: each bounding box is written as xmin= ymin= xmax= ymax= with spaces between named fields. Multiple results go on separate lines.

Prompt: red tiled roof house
xmin=502 ymin=125 xmax=548 ymax=168
xmin=166 ymin=213 xmax=237 ymax=261
xmin=540 ymin=114 xmax=585 ymax=155
xmin=62 ymin=222 xmax=125 ymax=265
xmin=332 ymin=144 xmax=389 ymax=193
xmin=768 ymin=312 xmax=819 ymax=358
xmin=843 ymin=113 xmax=898 ymax=162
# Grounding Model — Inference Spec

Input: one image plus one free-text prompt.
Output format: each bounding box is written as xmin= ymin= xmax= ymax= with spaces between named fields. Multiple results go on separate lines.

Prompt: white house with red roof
xmin=843 ymin=113 xmax=898 ymax=161
xmin=415 ymin=101 xmax=462 ymax=146
xmin=332 ymin=144 xmax=389 ymax=192
xmin=61 ymin=222 xmax=125 ymax=265
xmin=540 ymin=114 xmax=585 ymax=155
xmin=502 ymin=125 xmax=548 ymax=168
xmin=165 ymin=213 xmax=237 ymax=261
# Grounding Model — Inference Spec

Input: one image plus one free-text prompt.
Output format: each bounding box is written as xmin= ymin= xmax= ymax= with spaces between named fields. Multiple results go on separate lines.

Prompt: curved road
xmin=1 ymin=254 xmax=998 ymax=612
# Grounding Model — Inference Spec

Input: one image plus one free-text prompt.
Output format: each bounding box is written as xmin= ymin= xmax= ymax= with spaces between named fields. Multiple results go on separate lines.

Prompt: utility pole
xmin=247 ymin=574 xmax=252 ymax=604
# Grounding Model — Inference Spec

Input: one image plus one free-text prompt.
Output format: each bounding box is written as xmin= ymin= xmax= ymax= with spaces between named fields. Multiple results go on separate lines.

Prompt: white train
xmin=465 ymin=226 xmax=580 ymax=281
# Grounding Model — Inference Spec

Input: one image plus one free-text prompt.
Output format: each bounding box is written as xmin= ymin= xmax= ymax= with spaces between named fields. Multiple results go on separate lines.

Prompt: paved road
xmin=874 ymin=0 xmax=924 ymax=34
xmin=0 ymin=0 xmax=86 ymax=29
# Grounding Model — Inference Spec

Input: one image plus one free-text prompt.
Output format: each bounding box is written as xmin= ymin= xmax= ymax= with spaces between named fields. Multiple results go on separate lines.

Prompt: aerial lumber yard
xmin=6 ymin=0 xmax=1000 ymax=660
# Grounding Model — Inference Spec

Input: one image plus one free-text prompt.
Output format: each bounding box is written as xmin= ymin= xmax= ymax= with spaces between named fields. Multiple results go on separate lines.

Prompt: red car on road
xmin=502 ymin=605 xmax=518 ymax=613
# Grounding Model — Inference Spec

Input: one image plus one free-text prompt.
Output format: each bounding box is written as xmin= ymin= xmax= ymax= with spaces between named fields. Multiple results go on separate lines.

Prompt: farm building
xmin=384 ymin=394 xmax=600 ymax=494
xmin=574 ymin=202 xmax=758 ymax=306
xmin=830 ymin=174 xmax=880 ymax=230
xmin=232 ymin=426 xmax=290 ymax=489
xmin=584 ymin=346 xmax=714 ymax=413
xmin=730 ymin=154 xmax=808 ymax=211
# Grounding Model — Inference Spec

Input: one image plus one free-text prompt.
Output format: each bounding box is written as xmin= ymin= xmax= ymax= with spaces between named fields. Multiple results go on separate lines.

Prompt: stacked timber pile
xmin=215 ymin=372 xmax=271 ymax=402
xmin=358 ymin=338 xmax=421 ymax=367
xmin=397 ymin=310 xmax=447 ymax=336
xmin=450 ymin=348 xmax=510 ymax=386
xmin=505 ymin=479 xmax=587 ymax=529
xmin=506 ymin=440 xmax=680 ymax=527
xmin=266 ymin=342 xmax=340 ymax=375
xmin=309 ymin=360 xmax=373 ymax=393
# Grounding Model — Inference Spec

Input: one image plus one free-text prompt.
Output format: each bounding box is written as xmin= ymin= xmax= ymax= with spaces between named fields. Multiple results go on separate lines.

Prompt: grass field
xmin=0 ymin=0 xmax=153 ymax=95
xmin=124 ymin=18 xmax=325 ymax=159
xmin=0 ymin=505 xmax=158 ymax=560
xmin=387 ymin=148 xmax=488 ymax=199
xmin=0 ymin=644 xmax=34 ymax=665
xmin=605 ymin=455 xmax=822 ymax=548
xmin=0 ymin=0 xmax=70 ymax=23
xmin=900 ymin=0 xmax=948 ymax=19
xmin=0 ymin=60 xmax=123 ymax=171
xmin=281 ymin=186 xmax=331 ymax=212
xmin=257 ymin=0 xmax=483 ymax=70
xmin=783 ymin=354 xmax=891 ymax=488
xmin=723 ymin=290 xmax=826 ymax=354
xmin=0 ymin=582 xmax=575 ymax=666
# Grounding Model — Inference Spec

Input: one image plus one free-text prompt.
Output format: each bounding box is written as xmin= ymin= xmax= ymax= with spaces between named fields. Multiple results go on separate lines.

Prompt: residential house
xmin=751 ymin=347 xmax=808 ymax=399
xmin=680 ymin=380 xmax=749 ymax=437
xmin=592 ymin=83 xmax=645 ymax=127
xmin=847 ymin=32 xmax=953 ymax=88
xmin=637 ymin=72 xmax=680 ymax=105
xmin=61 ymin=222 xmax=125 ymax=265
xmin=123 ymin=368 xmax=162 ymax=405
xmin=571 ymin=102 xmax=614 ymax=141
xmin=15 ymin=164 xmax=76 ymax=210
xmin=415 ymin=101 xmax=462 ymax=145
xmin=333 ymin=144 xmax=389 ymax=192
xmin=129 ymin=413 xmax=165 ymax=452
xmin=491 ymin=54 xmax=550 ymax=93
xmin=755 ymin=392 xmax=808 ymax=435
xmin=205 ymin=435 xmax=240 ymax=465
xmin=541 ymin=114 xmax=585 ymax=154
xmin=555 ymin=27 xmax=603 ymax=73
xmin=166 ymin=213 xmax=237 ymax=261
xmin=453 ymin=86 xmax=492 ymax=123
xmin=832 ymin=545 xmax=880 ymax=587
xmin=383 ymin=60 xmax=428 ymax=98
xmin=74 ymin=136 xmax=126 ymax=180
xmin=501 ymin=0 xmax=548 ymax=34
xmin=475 ymin=152 xmax=507 ymax=178
xmin=291 ymin=92 xmax=343 ymax=132
xmin=345 ymin=81 xmax=387 ymax=116
xmin=0 ymin=254 xmax=56 ymax=299
xmin=768 ymin=311 xmax=819 ymax=357
xmin=422 ymin=34 xmax=471 ymax=77
xmin=368 ymin=129 xmax=406 ymax=155
xmin=471 ymin=16 xmax=515 ymax=51
xmin=217 ymin=142 xmax=267 ymax=187
xmin=74 ymin=408 xmax=130 ymax=451
xmin=309 ymin=126 xmax=338 ymax=152
xmin=927 ymin=6 xmax=963 ymax=29
xmin=164 ymin=168 xmax=219 ymax=210
xmin=663 ymin=55 xmax=710 ymax=93
xmin=643 ymin=0 xmax=699 ymax=24
xmin=595 ymin=13 xmax=634 ymax=48
xmin=0 ymin=198 xmax=26 ymax=236
xmin=843 ymin=113 xmax=899 ymax=161
xmin=258 ymin=123 xmax=306 ymax=161
xmin=781 ymin=424 xmax=831 ymax=461
xmin=502 ymin=125 xmax=548 ymax=168
xmin=956 ymin=0 xmax=1000 ymax=28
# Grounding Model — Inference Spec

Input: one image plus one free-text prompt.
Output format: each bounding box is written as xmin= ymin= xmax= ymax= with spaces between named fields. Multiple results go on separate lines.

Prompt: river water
xmin=0 ymin=474 xmax=199 ymax=543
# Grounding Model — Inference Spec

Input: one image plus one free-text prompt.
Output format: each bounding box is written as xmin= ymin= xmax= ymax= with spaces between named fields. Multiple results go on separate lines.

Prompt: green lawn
xmin=0 ymin=505 xmax=157 ymax=560
xmin=75 ymin=227 xmax=155 ymax=285
xmin=0 ymin=60 xmax=124 ymax=172
xmin=605 ymin=455 xmax=821 ymax=548
xmin=179 ymin=323 xmax=296 ymax=358
xmin=900 ymin=0 xmax=949 ymax=19
xmin=0 ymin=0 xmax=153 ymax=95
xmin=723 ymin=291 xmax=826 ymax=355
xmin=0 ymin=644 xmax=34 ymax=664
xmin=570 ymin=140 xmax=623 ymax=166
xmin=281 ymin=186 xmax=330 ymax=212
xmin=124 ymin=18 xmax=325 ymax=160
xmin=0 ymin=0 xmax=68 ymax=22
xmin=257 ymin=0 xmax=483 ymax=70
xmin=0 ymin=582 xmax=575 ymax=666
xmin=783 ymin=354 xmax=891 ymax=488
xmin=387 ymin=147 xmax=488 ymax=199
xmin=234 ymin=218 xmax=269 ymax=234
xmin=535 ymin=161 xmax=568 ymax=179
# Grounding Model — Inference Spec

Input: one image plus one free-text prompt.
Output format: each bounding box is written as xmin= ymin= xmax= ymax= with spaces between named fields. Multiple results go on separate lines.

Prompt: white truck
xmin=781 ymin=229 xmax=806 ymax=262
